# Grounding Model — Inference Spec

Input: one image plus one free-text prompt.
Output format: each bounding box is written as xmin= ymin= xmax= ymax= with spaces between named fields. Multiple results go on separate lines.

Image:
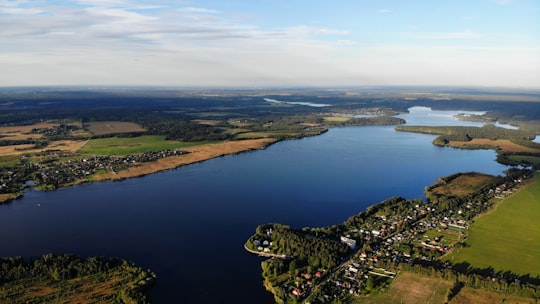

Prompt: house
xmin=340 ymin=236 xmax=357 ymax=249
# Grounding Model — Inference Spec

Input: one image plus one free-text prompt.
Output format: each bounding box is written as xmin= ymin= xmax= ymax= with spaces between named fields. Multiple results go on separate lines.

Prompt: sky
xmin=1 ymin=0 xmax=539 ymax=87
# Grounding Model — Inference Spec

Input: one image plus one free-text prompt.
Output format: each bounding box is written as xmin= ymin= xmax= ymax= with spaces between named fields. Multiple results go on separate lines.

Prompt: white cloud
xmin=177 ymin=7 xmax=221 ymax=14
xmin=337 ymin=40 xmax=358 ymax=46
xmin=411 ymin=30 xmax=483 ymax=40
xmin=0 ymin=1 xmax=538 ymax=88
xmin=283 ymin=26 xmax=350 ymax=38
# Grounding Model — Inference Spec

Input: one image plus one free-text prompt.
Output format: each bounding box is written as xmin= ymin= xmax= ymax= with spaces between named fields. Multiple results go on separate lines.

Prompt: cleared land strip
xmin=451 ymin=138 xmax=540 ymax=153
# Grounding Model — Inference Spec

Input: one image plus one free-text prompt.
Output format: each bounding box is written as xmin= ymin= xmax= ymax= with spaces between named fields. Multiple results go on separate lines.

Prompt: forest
xmin=0 ymin=253 xmax=156 ymax=303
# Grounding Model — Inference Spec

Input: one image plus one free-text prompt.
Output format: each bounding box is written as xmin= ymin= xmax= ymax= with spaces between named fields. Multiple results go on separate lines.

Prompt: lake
xmin=0 ymin=108 xmax=509 ymax=303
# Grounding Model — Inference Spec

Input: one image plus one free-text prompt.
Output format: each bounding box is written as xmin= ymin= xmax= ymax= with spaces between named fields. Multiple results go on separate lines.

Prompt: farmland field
xmin=445 ymin=173 xmax=540 ymax=276
xmin=323 ymin=116 xmax=351 ymax=122
xmin=363 ymin=272 xmax=452 ymax=304
xmin=79 ymin=136 xmax=207 ymax=155
xmin=366 ymin=272 xmax=537 ymax=304
xmin=84 ymin=121 xmax=145 ymax=136
xmin=450 ymin=138 xmax=540 ymax=153
xmin=431 ymin=173 xmax=497 ymax=197
xmin=449 ymin=286 xmax=537 ymax=304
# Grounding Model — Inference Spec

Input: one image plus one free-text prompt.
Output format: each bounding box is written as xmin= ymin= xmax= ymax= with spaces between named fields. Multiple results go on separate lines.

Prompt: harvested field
xmin=323 ymin=116 xmax=350 ymax=122
xmin=84 ymin=121 xmax=145 ymax=136
xmin=450 ymin=139 xmax=540 ymax=153
xmin=0 ymin=133 xmax=43 ymax=141
xmin=0 ymin=144 xmax=35 ymax=155
xmin=431 ymin=173 xmax=497 ymax=197
xmin=0 ymin=122 xmax=55 ymax=142
xmin=0 ymin=122 xmax=58 ymax=134
xmin=193 ymin=119 xmax=220 ymax=126
xmin=368 ymin=272 xmax=451 ymax=304
xmin=300 ymin=122 xmax=321 ymax=127
xmin=449 ymin=286 xmax=537 ymax=304
xmin=0 ymin=140 xmax=86 ymax=156
xmin=93 ymin=138 xmax=276 ymax=181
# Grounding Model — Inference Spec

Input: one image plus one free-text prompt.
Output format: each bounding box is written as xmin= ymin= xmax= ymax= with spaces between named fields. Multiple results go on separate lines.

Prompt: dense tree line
xmin=396 ymin=124 xmax=537 ymax=145
xmin=256 ymin=224 xmax=350 ymax=270
xmin=343 ymin=196 xmax=413 ymax=229
xmin=497 ymin=152 xmax=540 ymax=169
xmin=324 ymin=116 xmax=406 ymax=127
xmin=143 ymin=120 xmax=231 ymax=141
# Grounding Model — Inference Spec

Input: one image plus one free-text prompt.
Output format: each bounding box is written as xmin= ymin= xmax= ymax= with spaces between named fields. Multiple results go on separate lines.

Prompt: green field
xmin=446 ymin=173 xmax=540 ymax=276
xmin=80 ymin=135 xmax=207 ymax=155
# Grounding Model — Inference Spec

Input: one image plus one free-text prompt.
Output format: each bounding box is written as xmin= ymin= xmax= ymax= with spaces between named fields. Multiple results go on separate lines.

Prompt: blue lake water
xmin=0 ymin=108 xmax=509 ymax=303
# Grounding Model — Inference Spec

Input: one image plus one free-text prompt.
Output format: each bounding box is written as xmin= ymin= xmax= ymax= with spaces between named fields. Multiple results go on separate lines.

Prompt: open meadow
xmin=449 ymin=286 xmax=538 ymax=304
xmin=362 ymin=272 xmax=452 ymax=304
xmin=92 ymin=138 xmax=276 ymax=180
xmin=79 ymin=135 xmax=206 ymax=155
xmin=446 ymin=173 xmax=540 ymax=277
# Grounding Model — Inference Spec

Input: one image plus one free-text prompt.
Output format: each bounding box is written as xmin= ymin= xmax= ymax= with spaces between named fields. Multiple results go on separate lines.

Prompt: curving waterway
xmin=0 ymin=108 xmax=509 ymax=303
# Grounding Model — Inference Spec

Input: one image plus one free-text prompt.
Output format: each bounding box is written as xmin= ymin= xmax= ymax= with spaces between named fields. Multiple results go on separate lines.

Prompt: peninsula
xmin=245 ymin=169 xmax=539 ymax=304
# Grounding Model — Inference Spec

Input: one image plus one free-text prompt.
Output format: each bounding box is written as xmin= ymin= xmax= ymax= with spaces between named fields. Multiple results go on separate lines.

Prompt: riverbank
xmin=244 ymin=243 xmax=290 ymax=259
xmin=92 ymin=138 xmax=277 ymax=181
xmin=0 ymin=138 xmax=277 ymax=203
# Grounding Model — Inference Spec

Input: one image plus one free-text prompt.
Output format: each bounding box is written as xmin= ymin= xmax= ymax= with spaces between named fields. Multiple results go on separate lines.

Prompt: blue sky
xmin=1 ymin=0 xmax=539 ymax=87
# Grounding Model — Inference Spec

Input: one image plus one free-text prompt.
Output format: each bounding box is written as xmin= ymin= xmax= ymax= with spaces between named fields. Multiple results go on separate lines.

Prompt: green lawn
xmin=80 ymin=135 xmax=207 ymax=155
xmin=446 ymin=173 xmax=540 ymax=276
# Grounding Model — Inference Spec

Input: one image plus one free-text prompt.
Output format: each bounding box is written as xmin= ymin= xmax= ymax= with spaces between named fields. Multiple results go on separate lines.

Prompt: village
xmin=246 ymin=169 xmax=533 ymax=303
xmin=0 ymin=149 xmax=188 ymax=195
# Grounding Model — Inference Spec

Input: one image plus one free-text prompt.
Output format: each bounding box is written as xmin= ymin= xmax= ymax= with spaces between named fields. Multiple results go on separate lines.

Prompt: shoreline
xmin=0 ymin=138 xmax=278 ymax=203
xmin=244 ymin=243 xmax=290 ymax=259
xmin=92 ymin=138 xmax=278 ymax=181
